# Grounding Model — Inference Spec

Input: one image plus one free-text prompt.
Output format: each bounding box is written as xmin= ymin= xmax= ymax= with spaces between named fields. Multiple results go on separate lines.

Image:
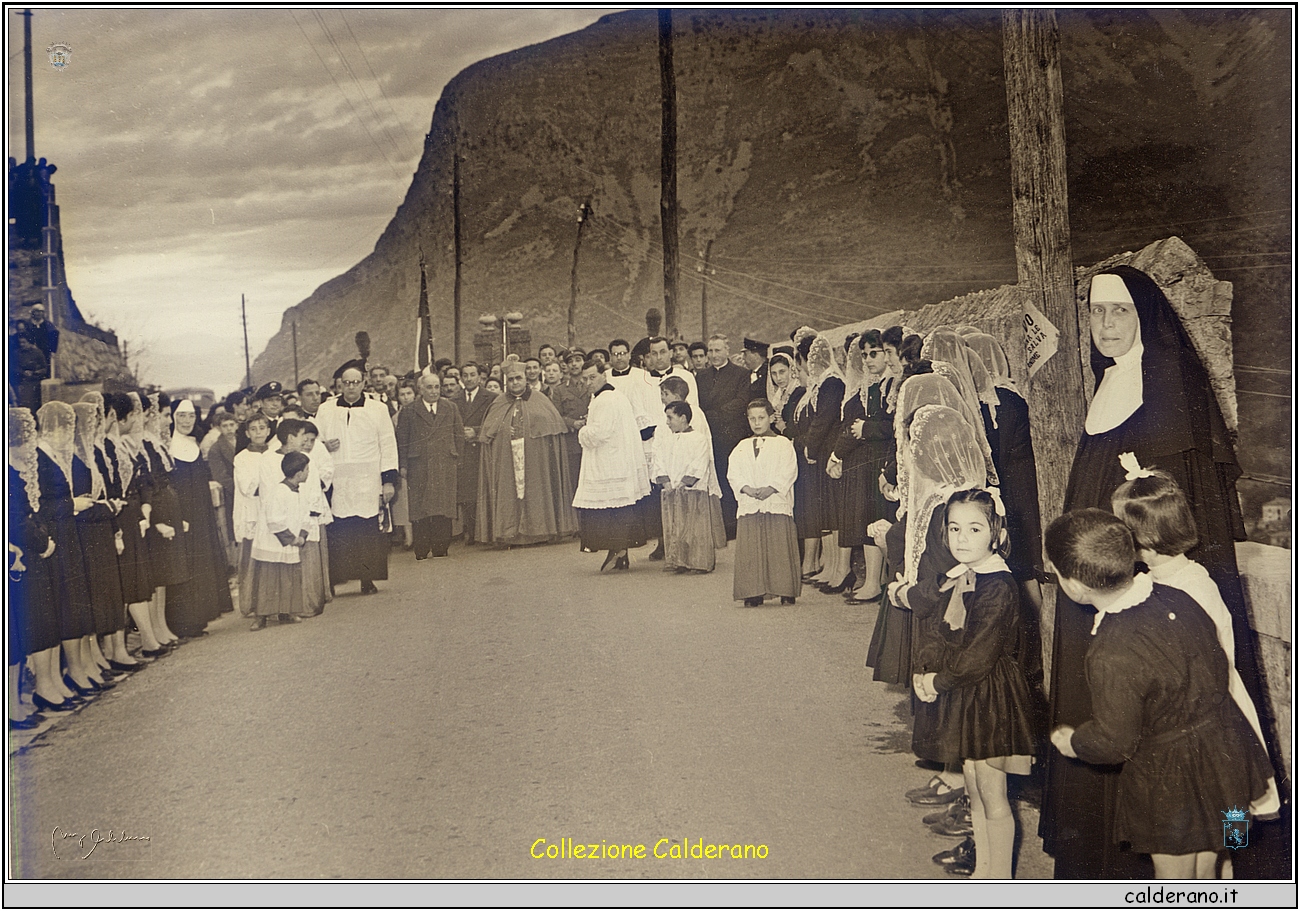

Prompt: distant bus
xmin=166 ymin=387 xmax=216 ymax=413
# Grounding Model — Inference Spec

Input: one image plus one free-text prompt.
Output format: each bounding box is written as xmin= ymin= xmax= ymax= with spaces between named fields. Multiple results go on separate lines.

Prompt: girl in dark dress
xmin=908 ymin=488 xmax=1038 ymax=879
xmin=71 ymin=402 xmax=124 ymax=685
xmin=1041 ymin=266 xmax=1268 ymax=879
xmin=141 ymin=394 xmax=186 ymax=648
xmin=36 ymin=401 xmax=100 ymax=697
xmin=8 ymin=408 xmax=63 ymax=721
xmin=164 ymin=399 xmax=234 ymax=638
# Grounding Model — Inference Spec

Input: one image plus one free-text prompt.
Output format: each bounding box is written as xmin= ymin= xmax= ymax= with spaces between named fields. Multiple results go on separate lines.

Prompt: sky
xmin=7 ymin=8 xmax=617 ymax=395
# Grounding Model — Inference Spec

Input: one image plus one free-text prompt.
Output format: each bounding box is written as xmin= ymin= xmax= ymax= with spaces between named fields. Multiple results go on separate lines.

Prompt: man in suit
xmin=396 ymin=372 xmax=464 ymax=560
xmin=695 ymin=333 xmax=750 ymax=539
xmin=455 ymin=362 xmax=497 ymax=544
xmin=743 ymin=337 xmax=770 ymax=404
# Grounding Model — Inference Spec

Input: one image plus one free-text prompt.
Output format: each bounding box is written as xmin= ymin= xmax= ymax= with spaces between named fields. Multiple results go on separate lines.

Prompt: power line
xmin=339 ymin=11 xmax=417 ymax=152
xmin=587 ymin=213 xmax=886 ymax=320
xmin=1236 ymin=364 xmax=1292 ymax=376
xmin=1237 ymin=388 xmax=1291 ymax=399
xmin=314 ymin=10 xmax=406 ymax=164
xmin=290 ymin=10 xmax=403 ymax=183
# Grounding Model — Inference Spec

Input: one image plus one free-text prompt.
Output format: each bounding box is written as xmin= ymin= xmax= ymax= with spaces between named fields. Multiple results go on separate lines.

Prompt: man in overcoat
xmin=396 ymin=372 xmax=464 ymax=560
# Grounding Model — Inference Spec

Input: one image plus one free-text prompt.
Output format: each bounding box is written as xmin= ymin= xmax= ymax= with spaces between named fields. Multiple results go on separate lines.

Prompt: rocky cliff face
xmin=252 ymin=8 xmax=1289 ymax=479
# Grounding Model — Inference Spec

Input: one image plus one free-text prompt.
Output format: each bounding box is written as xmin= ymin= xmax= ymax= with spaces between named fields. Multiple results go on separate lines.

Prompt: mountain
xmin=251 ymin=8 xmax=1290 ymax=481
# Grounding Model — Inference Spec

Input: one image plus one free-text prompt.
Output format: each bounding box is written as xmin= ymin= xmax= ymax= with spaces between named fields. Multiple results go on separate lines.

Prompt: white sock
xmin=985 ymin=813 xmax=1015 ymax=879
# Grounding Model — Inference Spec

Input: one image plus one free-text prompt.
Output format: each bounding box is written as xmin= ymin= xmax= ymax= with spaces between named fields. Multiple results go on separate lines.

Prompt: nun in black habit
xmin=1041 ymin=266 xmax=1279 ymax=879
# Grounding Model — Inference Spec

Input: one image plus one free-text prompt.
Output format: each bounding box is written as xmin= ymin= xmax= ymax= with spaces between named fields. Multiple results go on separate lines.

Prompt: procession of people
xmin=5 ymin=264 xmax=1284 ymax=880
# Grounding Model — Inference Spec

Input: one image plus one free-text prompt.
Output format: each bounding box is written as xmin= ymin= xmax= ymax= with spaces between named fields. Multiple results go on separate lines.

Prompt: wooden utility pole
xmin=291 ymin=320 xmax=300 ymax=387
xmin=699 ymin=239 xmax=713 ymax=339
xmin=241 ymin=294 xmax=251 ymax=389
xmin=1002 ymin=10 xmax=1087 ymax=681
xmin=568 ymin=198 xmax=592 ymax=347
xmin=657 ymin=8 xmax=680 ymax=338
xmin=452 ymin=116 xmax=464 ymax=365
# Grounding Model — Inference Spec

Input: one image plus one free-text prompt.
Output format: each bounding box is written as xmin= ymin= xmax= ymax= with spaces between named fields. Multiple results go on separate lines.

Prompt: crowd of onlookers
xmin=9 ymin=268 xmax=1283 ymax=881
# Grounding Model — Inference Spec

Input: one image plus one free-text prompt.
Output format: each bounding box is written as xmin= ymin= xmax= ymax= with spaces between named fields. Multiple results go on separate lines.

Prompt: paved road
xmin=9 ymin=538 xmax=1050 ymax=879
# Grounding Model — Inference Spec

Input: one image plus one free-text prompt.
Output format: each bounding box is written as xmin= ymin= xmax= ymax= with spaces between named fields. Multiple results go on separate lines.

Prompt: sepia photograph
xmin=5 ymin=5 xmax=1294 ymax=903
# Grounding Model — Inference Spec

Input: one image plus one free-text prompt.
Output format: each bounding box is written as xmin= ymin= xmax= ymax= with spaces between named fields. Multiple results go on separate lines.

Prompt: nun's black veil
xmin=1044 ymin=265 xmax=1283 ymax=879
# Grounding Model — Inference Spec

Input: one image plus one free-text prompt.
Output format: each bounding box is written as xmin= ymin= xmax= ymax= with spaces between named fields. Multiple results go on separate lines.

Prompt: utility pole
xmin=21 ymin=9 xmax=34 ymax=162
xmin=452 ymin=113 xmax=464 ymax=364
xmin=241 ymin=294 xmax=251 ymax=389
xmin=699 ymin=239 xmax=713 ymax=339
xmin=568 ymin=197 xmax=592 ymax=348
xmin=291 ymin=320 xmax=300 ymax=387
xmin=657 ymin=8 xmax=680 ymax=338
xmin=1002 ymin=9 xmax=1086 ymax=682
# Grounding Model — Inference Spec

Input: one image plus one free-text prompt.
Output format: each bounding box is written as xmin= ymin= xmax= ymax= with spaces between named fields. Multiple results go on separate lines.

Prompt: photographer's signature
xmin=51 ymin=826 xmax=150 ymax=859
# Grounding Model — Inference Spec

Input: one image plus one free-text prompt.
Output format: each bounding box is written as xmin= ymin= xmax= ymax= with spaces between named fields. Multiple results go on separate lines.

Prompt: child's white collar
xmin=944 ymin=554 xmax=1010 ymax=579
xmin=1090 ymin=573 xmax=1154 ymax=635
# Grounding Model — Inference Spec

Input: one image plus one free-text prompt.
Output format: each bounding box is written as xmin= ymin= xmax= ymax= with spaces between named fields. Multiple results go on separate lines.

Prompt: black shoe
xmin=62 ymin=676 xmax=94 ymax=697
xmin=923 ymin=795 xmax=969 ymax=827
xmin=932 ymin=836 xmax=975 ymax=866
xmin=140 ymin=647 xmax=169 ymax=658
xmin=743 ymin=596 xmax=764 ymax=607
xmin=930 ymin=808 xmax=974 ymax=838
xmin=86 ymin=677 xmax=116 ymax=692
xmin=616 ymin=554 xmax=630 ymax=570
xmin=9 ymin=713 xmax=44 ymax=731
xmin=600 ymin=550 xmax=619 ymax=572
xmin=648 ymin=543 xmax=665 ymax=561
xmin=108 ymin=660 xmax=143 ymax=673
xmin=32 ymin=693 xmax=78 ymax=713
xmin=360 ymin=581 xmax=379 ymax=595
xmin=781 ymin=596 xmax=796 ymax=605
xmin=415 ymin=554 xmax=429 ymax=561
xmin=250 ymin=617 xmax=267 ymax=632
xmin=818 ymin=573 xmax=855 ymax=595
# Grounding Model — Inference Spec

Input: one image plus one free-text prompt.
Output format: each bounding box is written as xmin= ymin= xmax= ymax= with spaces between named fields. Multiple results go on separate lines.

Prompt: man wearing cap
xmin=314 ymin=360 xmax=399 ymax=594
xmin=743 ymin=337 xmax=770 ymax=403
xmin=476 ymin=362 xmax=577 ymax=546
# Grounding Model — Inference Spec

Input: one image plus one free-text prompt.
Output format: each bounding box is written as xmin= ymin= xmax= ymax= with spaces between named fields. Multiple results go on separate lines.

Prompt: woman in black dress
xmin=1041 ymin=266 xmax=1270 ymax=879
xmin=964 ymin=333 xmax=1045 ymax=695
xmin=70 ymin=402 xmax=122 ymax=690
xmin=831 ymin=330 xmax=896 ymax=604
xmin=115 ymin=393 xmax=169 ymax=656
xmin=8 ymin=408 xmax=64 ymax=721
xmin=164 ymin=398 xmax=235 ymax=638
xmin=786 ymin=329 xmax=820 ymax=578
xmin=91 ymin=393 xmax=145 ymax=671
xmin=36 ymin=401 xmax=100 ymax=699
xmin=141 ymin=393 xmax=186 ymax=648
xmin=797 ymin=335 xmax=849 ymax=591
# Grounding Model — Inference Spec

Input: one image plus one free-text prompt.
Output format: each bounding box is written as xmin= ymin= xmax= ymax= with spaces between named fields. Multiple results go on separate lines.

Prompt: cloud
xmin=8 ymin=8 xmax=617 ymax=394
